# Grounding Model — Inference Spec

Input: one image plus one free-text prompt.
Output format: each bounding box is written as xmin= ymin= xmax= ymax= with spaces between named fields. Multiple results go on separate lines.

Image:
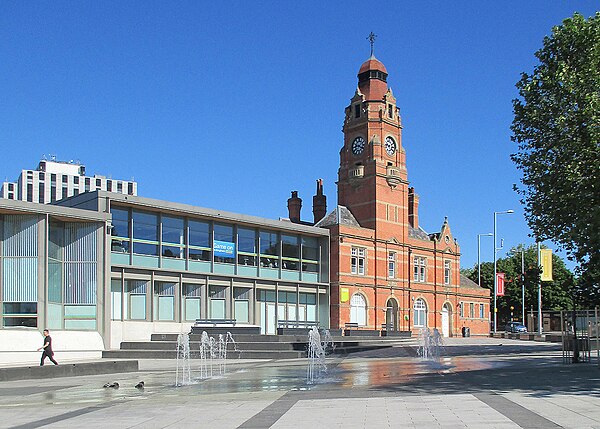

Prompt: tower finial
xmin=367 ymin=32 xmax=377 ymax=57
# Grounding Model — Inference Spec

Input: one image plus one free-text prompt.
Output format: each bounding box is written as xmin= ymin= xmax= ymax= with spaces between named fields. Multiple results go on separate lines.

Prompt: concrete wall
xmin=109 ymin=320 xmax=193 ymax=349
xmin=0 ymin=330 xmax=104 ymax=366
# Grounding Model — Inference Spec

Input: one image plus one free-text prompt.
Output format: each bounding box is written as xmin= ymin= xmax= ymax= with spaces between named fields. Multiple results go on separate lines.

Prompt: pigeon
xmin=103 ymin=382 xmax=119 ymax=389
xmin=135 ymin=381 xmax=145 ymax=389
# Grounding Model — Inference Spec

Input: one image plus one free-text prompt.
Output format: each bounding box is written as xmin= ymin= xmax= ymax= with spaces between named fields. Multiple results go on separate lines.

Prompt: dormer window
xmin=388 ymin=104 xmax=393 ymax=118
xmin=354 ymin=104 xmax=360 ymax=118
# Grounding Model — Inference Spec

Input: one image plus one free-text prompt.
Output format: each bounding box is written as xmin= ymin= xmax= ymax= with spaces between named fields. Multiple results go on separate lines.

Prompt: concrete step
xmin=151 ymin=333 xmax=308 ymax=343
xmin=190 ymin=326 xmax=261 ymax=336
xmin=333 ymin=343 xmax=394 ymax=355
xmin=120 ymin=341 xmax=304 ymax=352
xmin=102 ymin=349 xmax=304 ymax=359
xmin=490 ymin=332 xmax=562 ymax=343
xmin=0 ymin=360 xmax=139 ymax=382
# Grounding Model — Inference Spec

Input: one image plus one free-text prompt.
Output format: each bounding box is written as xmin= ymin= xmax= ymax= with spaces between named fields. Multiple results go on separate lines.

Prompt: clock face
xmin=352 ymin=137 xmax=365 ymax=155
xmin=385 ymin=136 xmax=397 ymax=156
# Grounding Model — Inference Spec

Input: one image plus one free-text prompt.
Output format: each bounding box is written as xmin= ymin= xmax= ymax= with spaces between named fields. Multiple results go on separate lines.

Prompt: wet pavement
xmin=1 ymin=337 xmax=599 ymax=428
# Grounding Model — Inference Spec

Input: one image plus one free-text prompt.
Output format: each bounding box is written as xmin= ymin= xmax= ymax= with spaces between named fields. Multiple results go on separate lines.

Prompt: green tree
xmin=511 ymin=13 xmax=600 ymax=286
xmin=467 ymin=245 xmax=573 ymax=324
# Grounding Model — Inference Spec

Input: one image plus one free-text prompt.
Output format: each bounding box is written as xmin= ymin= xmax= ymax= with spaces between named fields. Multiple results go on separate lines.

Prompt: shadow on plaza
xmin=359 ymin=357 xmax=600 ymax=398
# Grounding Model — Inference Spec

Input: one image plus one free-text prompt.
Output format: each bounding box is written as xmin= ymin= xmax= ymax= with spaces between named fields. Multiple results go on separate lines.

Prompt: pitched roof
xmin=409 ymin=225 xmax=430 ymax=241
xmin=460 ymin=274 xmax=484 ymax=289
xmin=315 ymin=205 xmax=360 ymax=228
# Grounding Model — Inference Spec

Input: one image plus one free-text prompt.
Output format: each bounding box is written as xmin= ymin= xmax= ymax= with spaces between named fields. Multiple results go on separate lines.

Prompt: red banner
xmin=496 ymin=272 xmax=505 ymax=296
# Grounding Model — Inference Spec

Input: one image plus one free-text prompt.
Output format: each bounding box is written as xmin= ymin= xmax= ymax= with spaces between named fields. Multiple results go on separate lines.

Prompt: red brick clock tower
xmin=317 ymin=40 xmax=490 ymax=337
xmin=288 ymin=38 xmax=490 ymax=337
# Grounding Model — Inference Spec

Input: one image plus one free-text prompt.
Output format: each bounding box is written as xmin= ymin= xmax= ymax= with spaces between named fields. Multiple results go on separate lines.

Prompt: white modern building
xmin=1 ymin=158 xmax=137 ymax=203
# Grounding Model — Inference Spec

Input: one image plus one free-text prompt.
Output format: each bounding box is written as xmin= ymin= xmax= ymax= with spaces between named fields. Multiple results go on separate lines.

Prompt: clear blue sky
xmin=1 ymin=2 xmax=597 ymax=271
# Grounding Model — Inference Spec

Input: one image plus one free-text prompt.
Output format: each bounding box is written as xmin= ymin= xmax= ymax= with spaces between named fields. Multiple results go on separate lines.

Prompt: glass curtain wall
xmin=278 ymin=291 xmax=298 ymax=323
xmin=48 ymin=222 xmax=63 ymax=328
xmin=132 ymin=211 xmax=158 ymax=256
xmin=161 ymin=216 xmax=184 ymax=259
xmin=209 ymin=286 xmax=226 ymax=318
xmin=153 ymin=282 xmax=175 ymax=320
xmin=111 ymin=279 xmax=122 ymax=320
xmin=183 ymin=284 xmax=202 ymax=321
xmin=2 ymin=215 xmax=38 ymax=327
xmin=233 ymin=287 xmax=250 ymax=323
xmin=213 ymin=224 xmax=235 ymax=264
xmin=188 ymin=220 xmax=211 ymax=261
xmin=281 ymin=235 xmax=299 ymax=270
xmin=61 ymin=222 xmax=98 ymax=330
xmin=108 ymin=207 xmax=322 ymax=282
xmin=237 ymin=228 xmax=257 ymax=266
xmin=125 ymin=280 xmax=148 ymax=320
xmin=110 ymin=208 xmax=130 ymax=253
xmin=299 ymin=292 xmax=317 ymax=322
xmin=259 ymin=231 xmax=279 ymax=268
xmin=301 ymin=237 xmax=319 ymax=273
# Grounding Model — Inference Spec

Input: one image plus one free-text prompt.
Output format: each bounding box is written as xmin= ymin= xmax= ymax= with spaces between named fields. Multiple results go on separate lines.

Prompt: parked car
xmin=505 ymin=322 xmax=527 ymax=333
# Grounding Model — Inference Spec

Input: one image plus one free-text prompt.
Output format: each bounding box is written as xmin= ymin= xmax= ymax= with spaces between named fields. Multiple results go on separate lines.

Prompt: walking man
xmin=37 ymin=329 xmax=58 ymax=366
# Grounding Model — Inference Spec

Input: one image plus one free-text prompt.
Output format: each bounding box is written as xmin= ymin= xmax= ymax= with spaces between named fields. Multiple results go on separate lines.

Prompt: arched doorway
xmin=350 ymin=293 xmax=367 ymax=326
xmin=441 ymin=302 xmax=452 ymax=337
xmin=385 ymin=298 xmax=399 ymax=331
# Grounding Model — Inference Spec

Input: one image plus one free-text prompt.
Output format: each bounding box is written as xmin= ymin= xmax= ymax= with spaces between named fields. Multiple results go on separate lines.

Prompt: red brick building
xmin=289 ymin=52 xmax=490 ymax=337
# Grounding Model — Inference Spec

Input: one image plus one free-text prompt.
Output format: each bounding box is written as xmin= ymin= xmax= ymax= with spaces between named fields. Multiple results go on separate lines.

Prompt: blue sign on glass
xmin=213 ymin=240 xmax=235 ymax=258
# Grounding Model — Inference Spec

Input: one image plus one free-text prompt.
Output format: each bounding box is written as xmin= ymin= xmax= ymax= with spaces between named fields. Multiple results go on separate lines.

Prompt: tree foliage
xmin=465 ymin=244 xmax=574 ymax=324
xmin=511 ymin=12 xmax=600 ymax=285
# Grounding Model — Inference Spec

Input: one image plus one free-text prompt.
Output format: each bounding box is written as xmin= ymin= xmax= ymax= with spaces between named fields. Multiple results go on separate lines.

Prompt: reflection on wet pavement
xmin=0 ymin=354 xmax=516 ymax=410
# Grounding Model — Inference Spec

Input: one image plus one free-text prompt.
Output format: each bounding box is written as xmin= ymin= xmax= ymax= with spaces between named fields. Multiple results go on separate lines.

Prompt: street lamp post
xmin=477 ymin=233 xmax=493 ymax=288
xmin=493 ymin=210 xmax=514 ymax=333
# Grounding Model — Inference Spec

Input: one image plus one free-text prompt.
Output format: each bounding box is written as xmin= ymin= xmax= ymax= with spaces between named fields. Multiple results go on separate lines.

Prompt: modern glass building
xmin=0 ymin=191 xmax=329 ymax=361
xmin=58 ymin=191 xmax=330 ymax=348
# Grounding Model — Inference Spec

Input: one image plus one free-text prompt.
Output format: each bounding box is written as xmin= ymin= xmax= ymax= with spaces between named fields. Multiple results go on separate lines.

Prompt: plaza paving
xmin=0 ymin=337 xmax=599 ymax=428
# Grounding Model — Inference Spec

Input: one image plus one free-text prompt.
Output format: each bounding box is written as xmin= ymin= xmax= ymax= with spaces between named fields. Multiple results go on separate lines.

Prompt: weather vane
xmin=367 ymin=32 xmax=377 ymax=56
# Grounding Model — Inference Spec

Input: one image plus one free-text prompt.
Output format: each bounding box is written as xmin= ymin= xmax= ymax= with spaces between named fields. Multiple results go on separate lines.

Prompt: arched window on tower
xmin=350 ymin=293 xmax=367 ymax=326
xmin=413 ymin=298 xmax=427 ymax=327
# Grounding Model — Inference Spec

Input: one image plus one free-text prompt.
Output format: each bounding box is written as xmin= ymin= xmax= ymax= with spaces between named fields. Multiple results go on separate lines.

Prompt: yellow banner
xmin=540 ymin=248 xmax=553 ymax=282
xmin=340 ymin=288 xmax=349 ymax=303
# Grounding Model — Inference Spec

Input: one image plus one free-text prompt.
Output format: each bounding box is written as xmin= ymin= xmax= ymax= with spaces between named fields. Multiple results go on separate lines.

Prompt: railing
xmin=277 ymin=320 xmax=318 ymax=328
xmin=194 ymin=318 xmax=237 ymax=327
xmin=386 ymin=166 xmax=401 ymax=187
xmin=349 ymin=165 xmax=364 ymax=179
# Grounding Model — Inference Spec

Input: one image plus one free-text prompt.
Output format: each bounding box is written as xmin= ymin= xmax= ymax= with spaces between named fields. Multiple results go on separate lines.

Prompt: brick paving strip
xmin=473 ymin=392 xmax=562 ymax=429
xmin=9 ymin=401 xmax=120 ymax=429
xmin=237 ymin=390 xmax=300 ymax=429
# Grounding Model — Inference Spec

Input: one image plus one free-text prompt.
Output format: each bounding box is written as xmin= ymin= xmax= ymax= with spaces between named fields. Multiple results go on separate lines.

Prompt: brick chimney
xmin=408 ymin=187 xmax=419 ymax=229
xmin=312 ymin=179 xmax=327 ymax=224
xmin=287 ymin=191 xmax=302 ymax=223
